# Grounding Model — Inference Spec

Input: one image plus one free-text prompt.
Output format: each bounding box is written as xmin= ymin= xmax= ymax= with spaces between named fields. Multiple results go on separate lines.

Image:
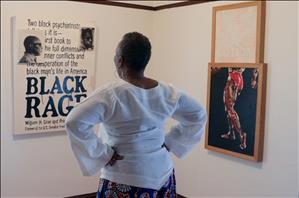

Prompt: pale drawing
xmin=215 ymin=6 xmax=257 ymax=62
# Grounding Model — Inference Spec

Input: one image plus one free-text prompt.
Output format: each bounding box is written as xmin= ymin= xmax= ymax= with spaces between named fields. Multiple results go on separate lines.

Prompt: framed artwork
xmin=211 ymin=1 xmax=266 ymax=63
xmin=12 ymin=16 xmax=97 ymax=135
xmin=205 ymin=63 xmax=267 ymax=161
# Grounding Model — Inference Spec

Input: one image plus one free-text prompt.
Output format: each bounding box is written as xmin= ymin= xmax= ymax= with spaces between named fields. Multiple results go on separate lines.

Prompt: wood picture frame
xmin=205 ymin=63 xmax=267 ymax=161
xmin=211 ymin=1 xmax=266 ymax=63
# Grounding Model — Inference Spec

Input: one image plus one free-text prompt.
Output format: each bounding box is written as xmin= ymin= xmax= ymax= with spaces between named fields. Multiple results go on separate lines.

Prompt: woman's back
xmin=65 ymin=32 xmax=207 ymax=193
xmin=104 ymin=80 xmax=176 ymax=144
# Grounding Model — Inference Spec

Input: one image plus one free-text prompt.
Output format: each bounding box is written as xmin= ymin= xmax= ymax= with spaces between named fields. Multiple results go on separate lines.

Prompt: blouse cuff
xmin=164 ymin=135 xmax=192 ymax=158
xmin=77 ymin=143 xmax=115 ymax=176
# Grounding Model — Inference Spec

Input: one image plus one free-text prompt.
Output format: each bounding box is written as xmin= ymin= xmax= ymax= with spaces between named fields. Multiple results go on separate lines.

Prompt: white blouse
xmin=65 ymin=80 xmax=207 ymax=190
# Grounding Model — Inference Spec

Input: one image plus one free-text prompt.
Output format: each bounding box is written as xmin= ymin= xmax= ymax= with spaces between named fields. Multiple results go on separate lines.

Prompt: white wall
xmin=1 ymin=1 xmax=153 ymax=197
xmin=298 ymin=2 xmax=299 ymax=194
xmin=151 ymin=1 xmax=298 ymax=197
xmin=1 ymin=1 xmax=298 ymax=198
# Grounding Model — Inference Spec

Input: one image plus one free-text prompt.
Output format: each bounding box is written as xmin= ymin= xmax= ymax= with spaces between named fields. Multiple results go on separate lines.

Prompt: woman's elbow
xmin=65 ymin=111 xmax=77 ymax=130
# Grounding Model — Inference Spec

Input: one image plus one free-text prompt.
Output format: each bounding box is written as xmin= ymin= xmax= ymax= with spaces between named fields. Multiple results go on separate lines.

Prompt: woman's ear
xmin=114 ymin=54 xmax=123 ymax=68
xmin=118 ymin=56 xmax=124 ymax=68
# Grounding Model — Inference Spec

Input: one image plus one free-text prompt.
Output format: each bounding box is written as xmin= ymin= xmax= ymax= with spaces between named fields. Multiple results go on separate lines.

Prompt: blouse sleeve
xmin=65 ymin=89 xmax=115 ymax=176
xmin=164 ymin=92 xmax=207 ymax=158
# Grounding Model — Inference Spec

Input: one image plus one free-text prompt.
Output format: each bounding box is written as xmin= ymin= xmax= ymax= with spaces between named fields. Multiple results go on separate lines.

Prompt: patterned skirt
xmin=96 ymin=170 xmax=176 ymax=198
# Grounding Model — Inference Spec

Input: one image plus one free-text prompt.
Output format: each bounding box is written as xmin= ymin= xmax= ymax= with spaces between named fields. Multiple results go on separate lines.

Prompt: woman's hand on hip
xmin=106 ymin=149 xmax=124 ymax=166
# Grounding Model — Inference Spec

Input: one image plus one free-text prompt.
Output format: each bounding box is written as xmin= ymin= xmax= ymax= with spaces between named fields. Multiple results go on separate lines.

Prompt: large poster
xmin=12 ymin=17 xmax=96 ymax=134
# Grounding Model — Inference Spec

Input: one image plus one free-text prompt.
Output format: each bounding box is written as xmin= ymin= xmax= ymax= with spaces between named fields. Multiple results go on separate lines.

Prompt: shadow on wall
xmin=206 ymin=150 xmax=264 ymax=169
xmin=12 ymin=130 xmax=66 ymax=141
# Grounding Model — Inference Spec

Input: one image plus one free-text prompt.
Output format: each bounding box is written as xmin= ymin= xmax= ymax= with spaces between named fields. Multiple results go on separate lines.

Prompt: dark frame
xmin=70 ymin=0 xmax=215 ymax=11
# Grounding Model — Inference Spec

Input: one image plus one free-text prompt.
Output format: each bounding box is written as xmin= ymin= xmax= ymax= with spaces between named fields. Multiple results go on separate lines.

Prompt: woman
xmin=65 ymin=32 xmax=207 ymax=198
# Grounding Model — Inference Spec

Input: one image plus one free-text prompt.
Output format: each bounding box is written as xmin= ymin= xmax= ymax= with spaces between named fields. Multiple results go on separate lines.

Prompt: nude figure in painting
xmin=220 ymin=67 xmax=258 ymax=150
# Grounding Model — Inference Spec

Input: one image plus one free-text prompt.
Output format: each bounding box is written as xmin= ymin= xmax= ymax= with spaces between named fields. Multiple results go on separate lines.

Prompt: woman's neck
xmin=120 ymin=69 xmax=157 ymax=89
xmin=125 ymin=71 xmax=144 ymax=81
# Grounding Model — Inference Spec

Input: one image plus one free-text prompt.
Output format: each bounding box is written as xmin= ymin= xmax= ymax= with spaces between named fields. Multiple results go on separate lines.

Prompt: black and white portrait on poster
xmin=80 ymin=27 xmax=95 ymax=51
xmin=12 ymin=17 xmax=97 ymax=135
xmin=18 ymin=30 xmax=44 ymax=65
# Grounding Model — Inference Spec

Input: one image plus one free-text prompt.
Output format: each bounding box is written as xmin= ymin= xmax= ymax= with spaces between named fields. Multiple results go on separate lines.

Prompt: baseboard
xmin=177 ymin=194 xmax=187 ymax=198
xmin=65 ymin=192 xmax=96 ymax=198
xmin=65 ymin=192 xmax=187 ymax=198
